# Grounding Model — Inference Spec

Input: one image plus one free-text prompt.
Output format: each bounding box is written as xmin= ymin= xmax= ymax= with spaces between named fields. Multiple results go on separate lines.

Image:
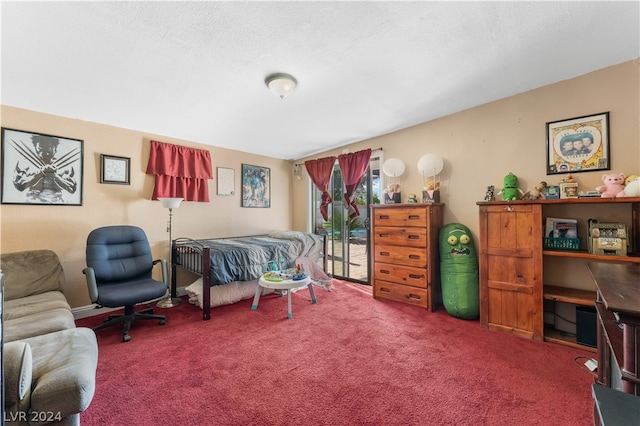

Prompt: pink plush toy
xmin=595 ymin=173 xmax=626 ymax=198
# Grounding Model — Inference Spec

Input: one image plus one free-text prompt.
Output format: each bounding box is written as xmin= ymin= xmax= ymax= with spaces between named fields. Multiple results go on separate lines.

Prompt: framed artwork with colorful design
xmin=546 ymin=112 xmax=609 ymax=175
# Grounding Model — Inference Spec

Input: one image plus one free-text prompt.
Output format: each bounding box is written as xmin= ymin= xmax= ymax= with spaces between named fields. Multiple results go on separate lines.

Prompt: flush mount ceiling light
xmin=265 ymin=73 xmax=297 ymax=99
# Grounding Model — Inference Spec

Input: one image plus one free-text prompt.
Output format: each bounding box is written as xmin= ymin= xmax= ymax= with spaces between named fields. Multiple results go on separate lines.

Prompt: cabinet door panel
xmin=487 ymin=254 xmax=536 ymax=291
xmin=486 ymin=207 xmax=535 ymax=254
xmin=479 ymin=204 xmax=543 ymax=340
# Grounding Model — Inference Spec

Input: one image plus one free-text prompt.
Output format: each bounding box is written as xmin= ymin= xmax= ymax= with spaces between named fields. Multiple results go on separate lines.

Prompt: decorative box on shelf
xmin=544 ymin=185 xmax=561 ymax=199
xmin=422 ymin=190 xmax=440 ymax=203
xmin=559 ymin=182 xmax=579 ymax=199
xmin=588 ymin=219 xmax=627 ymax=256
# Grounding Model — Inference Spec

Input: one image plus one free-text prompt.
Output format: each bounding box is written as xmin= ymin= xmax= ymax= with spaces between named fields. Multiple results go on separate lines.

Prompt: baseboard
xmin=72 ymin=286 xmax=188 ymax=319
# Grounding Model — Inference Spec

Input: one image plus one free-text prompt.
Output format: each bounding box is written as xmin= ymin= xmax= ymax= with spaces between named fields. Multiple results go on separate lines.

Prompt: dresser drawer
xmin=372 ymin=206 xmax=428 ymax=227
xmin=373 ymin=244 xmax=428 ymax=268
xmin=373 ymin=226 xmax=427 ymax=247
xmin=373 ymin=280 xmax=429 ymax=308
xmin=373 ymin=262 xmax=427 ymax=289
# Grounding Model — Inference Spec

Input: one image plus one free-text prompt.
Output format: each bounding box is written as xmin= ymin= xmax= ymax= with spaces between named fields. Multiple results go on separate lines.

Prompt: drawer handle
xmin=408 ymin=215 xmax=420 ymax=220
xmin=407 ymin=294 xmax=422 ymax=300
xmin=380 ymin=269 xmax=390 ymax=274
xmin=380 ymin=252 xmax=390 ymax=256
xmin=379 ymin=233 xmax=390 ymax=238
xmin=408 ymin=235 xmax=420 ymax=240
xmin=408 ymin=274 xmax=423 ymax=279
xmin=380 ymin=215 xmax=390 ymax=219
xmin=380 ymin=287 xmax=391 ymax=293
xmin=408 ymin=255 xmax=421 ymax=259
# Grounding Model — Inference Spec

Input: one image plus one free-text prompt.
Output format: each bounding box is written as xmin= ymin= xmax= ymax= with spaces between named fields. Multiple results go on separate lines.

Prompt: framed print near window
xmin=100 ymin=154 xmax=130 ymax=185
xmin=546 ymin=112 xmax=610 ymax=175
xmin=217 ymin=167 xmax=235 ymax=196
xmin=1 ymin=127 xmax=84 ymax=205
xmin=241 ymin=164 xmax=270 ymax=208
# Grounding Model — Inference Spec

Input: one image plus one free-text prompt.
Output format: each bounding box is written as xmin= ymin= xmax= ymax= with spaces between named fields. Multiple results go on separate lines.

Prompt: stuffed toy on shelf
xmin=595 ymin=173 xmax=626 ymax=198
xmin=497 ymin=172 xmax=524 ymax=201
xmin=623 ymin=176 xmax=640 ymax=197
xmin=522 ymin=181 xmax=548 ymax=200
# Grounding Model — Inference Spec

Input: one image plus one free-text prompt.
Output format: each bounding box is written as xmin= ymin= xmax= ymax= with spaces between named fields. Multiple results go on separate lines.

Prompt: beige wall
xmin=2 ymin=60 xmax=638 ymax=307
xmin=293 ymin=60 xmax=640 ymax=242
xmin=0 ymin=107 xmax=294 ymax=307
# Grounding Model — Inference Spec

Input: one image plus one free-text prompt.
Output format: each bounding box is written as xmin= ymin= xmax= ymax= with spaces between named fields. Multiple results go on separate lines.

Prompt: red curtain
xmin=304 ymin=156 xmax=337 ymax=221
xmin=338 ymin=149 xmax=372 ymax=219
xmin=145 ymin=140 xmax=213 ymax=202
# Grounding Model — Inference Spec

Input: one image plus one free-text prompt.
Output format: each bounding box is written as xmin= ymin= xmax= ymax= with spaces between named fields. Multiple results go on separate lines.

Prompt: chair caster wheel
xmin=159 ymin=319 xmax=166 ymax=325
xmin=123 ymin=334 xmax=131 ymax=342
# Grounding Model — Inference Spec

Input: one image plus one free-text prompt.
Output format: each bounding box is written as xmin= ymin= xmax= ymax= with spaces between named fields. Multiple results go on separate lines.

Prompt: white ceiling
xmin=2 ymin=1 xmax=639 ymax=160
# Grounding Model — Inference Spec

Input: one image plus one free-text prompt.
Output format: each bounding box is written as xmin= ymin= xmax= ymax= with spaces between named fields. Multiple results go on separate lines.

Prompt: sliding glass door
xmin=311 ymin=151 xmax=382 ymax=284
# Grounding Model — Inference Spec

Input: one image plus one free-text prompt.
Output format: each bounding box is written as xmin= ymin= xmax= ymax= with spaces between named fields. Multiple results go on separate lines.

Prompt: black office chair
xmin=83 ymin=225 xmax=168 ymax=342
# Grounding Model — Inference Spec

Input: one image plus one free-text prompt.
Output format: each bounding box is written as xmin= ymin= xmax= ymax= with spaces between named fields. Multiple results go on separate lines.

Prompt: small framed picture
xmin=100 ymin=154 xmax=130 ymax=185
xmin=216 ymin=167 xmax=235 ymax=196
xmin=546 ymin=112 xmax=610 ymax=175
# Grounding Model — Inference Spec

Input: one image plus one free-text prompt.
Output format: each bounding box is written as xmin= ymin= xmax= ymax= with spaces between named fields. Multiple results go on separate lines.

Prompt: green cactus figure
xmin=498 ymin=172 xmax=523 ymax=201
xmin=439 ymin=223 xmax=479 ymax=319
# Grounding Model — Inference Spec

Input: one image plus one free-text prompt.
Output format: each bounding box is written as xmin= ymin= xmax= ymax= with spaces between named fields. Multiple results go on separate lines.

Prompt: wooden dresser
xmin=370 ymin=203 xmax=443 ymax=310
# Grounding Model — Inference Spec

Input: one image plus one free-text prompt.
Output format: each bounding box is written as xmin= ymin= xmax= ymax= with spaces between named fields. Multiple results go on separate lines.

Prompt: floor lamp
xmin=157 ymin=197 xmax=183 ymax=308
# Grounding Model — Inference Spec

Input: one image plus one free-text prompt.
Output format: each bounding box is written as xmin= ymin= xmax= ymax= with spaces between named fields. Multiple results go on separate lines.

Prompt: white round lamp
xmin=382 ymin=158 xmax=405 ymax=204
xmin=382 ymin=158 xmax=406 ymax=177
xmin=417 ymin=154 xmax=443 ymax=177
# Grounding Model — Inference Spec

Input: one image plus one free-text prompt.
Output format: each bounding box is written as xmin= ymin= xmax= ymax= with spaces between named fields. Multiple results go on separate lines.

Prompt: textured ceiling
xmin=2 ymin=1 xmax=639 ymax=160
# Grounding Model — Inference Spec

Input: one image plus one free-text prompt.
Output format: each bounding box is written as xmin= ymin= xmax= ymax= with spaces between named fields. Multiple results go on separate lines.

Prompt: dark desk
xmin=588 ymin=262 xmax=640 ymax=396
xmin=592 ymin=384 xmax=640 ymax=426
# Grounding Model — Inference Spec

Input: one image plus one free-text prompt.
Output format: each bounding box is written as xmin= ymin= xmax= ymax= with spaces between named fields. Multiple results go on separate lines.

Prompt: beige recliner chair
xmin=1 ymin=251 xmax=98 ymax=425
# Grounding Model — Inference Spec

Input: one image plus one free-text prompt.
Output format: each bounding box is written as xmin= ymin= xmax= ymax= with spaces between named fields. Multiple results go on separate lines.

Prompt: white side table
xmin=251 ymin=274 xmax=315 ymax=319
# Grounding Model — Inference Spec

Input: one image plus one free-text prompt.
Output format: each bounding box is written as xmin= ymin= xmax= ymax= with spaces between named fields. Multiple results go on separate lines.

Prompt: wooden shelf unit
xmin=543 ymin=286 xmax=598 ymax=352
xmin=543 ymin=249 xmax=640 ymax=264
xmin=478 ymin=197 xmax=640 ymax=350
xmin=543 ymin=285 xmax=597 ymax=306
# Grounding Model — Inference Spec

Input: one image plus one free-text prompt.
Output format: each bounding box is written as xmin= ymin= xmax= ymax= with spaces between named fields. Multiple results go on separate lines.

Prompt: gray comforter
xmin=190 ymin=231 xmax=323 ymax=285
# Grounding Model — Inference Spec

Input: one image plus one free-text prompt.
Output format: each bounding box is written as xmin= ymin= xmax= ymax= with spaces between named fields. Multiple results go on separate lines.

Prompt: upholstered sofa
xmin=2 ymin=250 xmax=98 ymax=425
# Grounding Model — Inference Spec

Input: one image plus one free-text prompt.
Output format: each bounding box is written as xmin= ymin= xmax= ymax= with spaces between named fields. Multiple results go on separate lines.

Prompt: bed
xmin=171 ymin=231 xmax=328 ymax=320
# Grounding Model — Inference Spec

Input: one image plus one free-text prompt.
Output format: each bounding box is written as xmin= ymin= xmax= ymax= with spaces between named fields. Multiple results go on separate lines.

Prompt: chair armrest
xmin=153 ymin=258 xmax=169 ymax=286
xmin=4 ymin=341 xmax=33 ymax=413
xmin=82 ymin=267 xmax=99 ymax=303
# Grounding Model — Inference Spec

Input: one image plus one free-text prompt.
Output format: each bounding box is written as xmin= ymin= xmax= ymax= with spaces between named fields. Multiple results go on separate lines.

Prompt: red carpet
xmin=77 ymin=281 xmax=595 ymax=426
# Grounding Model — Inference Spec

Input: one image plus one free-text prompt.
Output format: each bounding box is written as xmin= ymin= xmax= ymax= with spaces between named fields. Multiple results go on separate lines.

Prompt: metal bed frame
xmin=170 ymin=234 xmax=328 ymax=320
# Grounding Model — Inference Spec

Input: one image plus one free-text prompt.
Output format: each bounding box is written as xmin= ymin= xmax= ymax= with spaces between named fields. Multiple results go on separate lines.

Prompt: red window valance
xmin=145 ymin=140 xmax=213 ymax=202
